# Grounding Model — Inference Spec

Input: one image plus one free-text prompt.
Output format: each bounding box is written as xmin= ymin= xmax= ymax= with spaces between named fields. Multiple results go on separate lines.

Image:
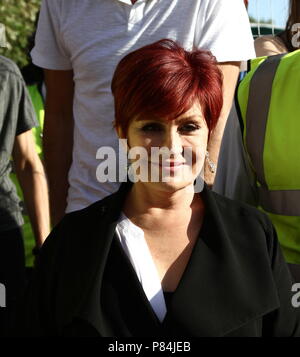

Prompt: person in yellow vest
xmin=26 ymin=83 xmax=44 ymax=155
xmin=237 ymin=50 xmax=300 ymax=281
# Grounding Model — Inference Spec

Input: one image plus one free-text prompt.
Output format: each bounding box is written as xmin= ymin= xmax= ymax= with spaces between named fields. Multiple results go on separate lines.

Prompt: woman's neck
xmin=124 ymin=182 xmax=201 ymax=219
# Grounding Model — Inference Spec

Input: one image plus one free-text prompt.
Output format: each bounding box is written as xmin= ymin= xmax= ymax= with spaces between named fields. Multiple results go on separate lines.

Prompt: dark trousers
xmin=0 ymin=227 xmax=25 ymax=336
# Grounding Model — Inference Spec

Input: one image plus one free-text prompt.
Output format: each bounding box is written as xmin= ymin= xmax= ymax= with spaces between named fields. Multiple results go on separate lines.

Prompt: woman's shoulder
xmin=209 ymin=189 xmax=273 ymax=234
xmin=207 ymin=190 xmax=278 ymax=266
xmin=41 ymin=192 xmax=118 ymax=251
xmin=64 ymin=182 xmax=131 ymax=224
xmin=254 ymin=35 xmax=288 ymax=57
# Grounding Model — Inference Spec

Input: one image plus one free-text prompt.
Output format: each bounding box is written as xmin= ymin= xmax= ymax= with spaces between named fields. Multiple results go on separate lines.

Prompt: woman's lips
xmin=150 ymin=161 xmax=185 ymax=167
xmin=149 ymin=161 xmax=186 ymax=172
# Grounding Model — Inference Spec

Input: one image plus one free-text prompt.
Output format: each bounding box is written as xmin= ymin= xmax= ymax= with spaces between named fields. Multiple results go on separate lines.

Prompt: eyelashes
xmin=140 ymin=122 xmax=201 ymax=133
xmin=180 ymin=123 xmax=201 ymax=132
xmin=140 ymin=123 xmax=163 ymax=132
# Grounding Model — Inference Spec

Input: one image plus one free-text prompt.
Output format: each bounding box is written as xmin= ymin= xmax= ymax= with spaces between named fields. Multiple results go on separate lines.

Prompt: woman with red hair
xmin=20 ymin=40 xmax=300 ymax=337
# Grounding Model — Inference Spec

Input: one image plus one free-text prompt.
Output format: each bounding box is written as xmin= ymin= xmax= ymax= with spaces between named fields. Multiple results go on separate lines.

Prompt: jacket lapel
xmin=167 ymin=188 xmax=280 ymax=336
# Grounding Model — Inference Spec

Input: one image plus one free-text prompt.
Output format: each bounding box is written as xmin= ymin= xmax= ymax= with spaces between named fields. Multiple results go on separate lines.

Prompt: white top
xmin=32 ymin=0 xmax=255 ymax=213
xmin=115 ymin=213 xmax=167 ymax=322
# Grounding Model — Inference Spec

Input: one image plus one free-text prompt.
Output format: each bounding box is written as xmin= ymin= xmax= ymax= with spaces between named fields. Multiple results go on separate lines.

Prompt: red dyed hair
xmin=111 ymin=39 xmax=223 ymax=135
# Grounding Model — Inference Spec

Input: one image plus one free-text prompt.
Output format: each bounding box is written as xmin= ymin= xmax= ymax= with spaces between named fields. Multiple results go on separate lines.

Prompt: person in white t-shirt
xmin=32 ymin=0 xmax=255 ymax=225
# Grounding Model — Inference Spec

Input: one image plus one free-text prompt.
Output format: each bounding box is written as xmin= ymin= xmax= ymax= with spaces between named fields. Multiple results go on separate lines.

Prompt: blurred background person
xmin=31 ymin=0 xmax=255 ymax=226
xmin=237 ymin=47 xmax=300 ymax=281
xmin=17 ymin=14 xmax=46 ymax=268
xmin=255 ymin=0 xmax=300 ymax=56
xmin=0 ymin=55 xmax=50 ymax=335
xmin=214 ymin=0 xmax=300 ymax=281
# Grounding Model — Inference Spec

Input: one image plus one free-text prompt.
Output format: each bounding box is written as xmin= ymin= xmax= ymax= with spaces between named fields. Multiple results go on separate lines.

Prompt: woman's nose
xmin=163 ymin=130 xmax=183 ymax=155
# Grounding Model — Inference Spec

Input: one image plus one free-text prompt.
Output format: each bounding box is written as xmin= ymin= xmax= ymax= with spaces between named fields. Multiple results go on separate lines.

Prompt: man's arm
xmin=205 ymin=61 xmax=240 ymax=186
xmin=43 ymin=69 xmax=74 ymax=226
xmin=12 ymin=130 xmax=50 ymax=247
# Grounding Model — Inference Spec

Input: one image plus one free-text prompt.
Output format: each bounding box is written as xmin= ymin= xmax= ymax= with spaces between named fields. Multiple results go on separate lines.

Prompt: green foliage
xmin=0 ymin=0 xmax=41 ymax=68
xmin=249 ymin=15 xmax=273 ymax=25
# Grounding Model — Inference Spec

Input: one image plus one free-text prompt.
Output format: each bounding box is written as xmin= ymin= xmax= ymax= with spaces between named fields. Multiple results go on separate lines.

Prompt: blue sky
xmin=248 ymin=0 xmax=289 ymax=28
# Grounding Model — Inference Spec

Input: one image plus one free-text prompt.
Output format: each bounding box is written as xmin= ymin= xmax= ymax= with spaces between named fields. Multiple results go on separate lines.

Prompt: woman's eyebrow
xmin=175 ymin=115 xmax=203 ymax=124
xmin=135 ymin=114 xmax=203 ymax=123
xmin=135 ymin=117 xmax=161 ymax=122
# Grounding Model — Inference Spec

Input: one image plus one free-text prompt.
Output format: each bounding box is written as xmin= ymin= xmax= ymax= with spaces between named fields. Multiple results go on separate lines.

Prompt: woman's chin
xmin=141 ymin=178 xmax=196 ymax=193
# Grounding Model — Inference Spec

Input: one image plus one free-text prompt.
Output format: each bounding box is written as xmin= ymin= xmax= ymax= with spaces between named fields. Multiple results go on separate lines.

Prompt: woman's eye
xmin=140 ymin=123 xmax=163 ymax=132
xmin=179 ymin=123 xmax=200 ymax=132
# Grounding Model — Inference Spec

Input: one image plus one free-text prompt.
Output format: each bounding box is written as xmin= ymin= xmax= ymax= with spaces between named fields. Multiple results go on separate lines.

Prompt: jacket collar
xmin=56 ymin=182 xmax=280 ymax=336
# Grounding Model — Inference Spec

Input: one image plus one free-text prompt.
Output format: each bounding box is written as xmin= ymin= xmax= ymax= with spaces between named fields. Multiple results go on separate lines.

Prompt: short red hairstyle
xmin=111 ymin=39 xmax=223 ymax=135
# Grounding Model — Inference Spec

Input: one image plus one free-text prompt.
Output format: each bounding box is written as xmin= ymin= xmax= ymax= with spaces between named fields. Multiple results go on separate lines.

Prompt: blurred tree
xmin=0 ymin=0 xmax=41 ymax=68
xmin=249 ymin=15 xmax=273 ymax=24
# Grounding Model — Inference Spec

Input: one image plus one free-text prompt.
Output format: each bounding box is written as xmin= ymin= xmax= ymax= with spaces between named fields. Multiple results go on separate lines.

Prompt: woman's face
xmin=120 ymin=102 xmax=209 ymax=193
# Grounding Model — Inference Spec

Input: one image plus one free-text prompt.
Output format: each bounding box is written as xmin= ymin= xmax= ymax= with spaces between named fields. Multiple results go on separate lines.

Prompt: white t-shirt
xmin=32 ymin=0 xmax=255 ymax=213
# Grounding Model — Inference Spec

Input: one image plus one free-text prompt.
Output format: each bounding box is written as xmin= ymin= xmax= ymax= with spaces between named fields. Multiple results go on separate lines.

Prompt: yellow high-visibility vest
xmin=27 ymin=84 xmax=44 ymax=155
xmin=237 ymin=50 xmax=300 ymax=264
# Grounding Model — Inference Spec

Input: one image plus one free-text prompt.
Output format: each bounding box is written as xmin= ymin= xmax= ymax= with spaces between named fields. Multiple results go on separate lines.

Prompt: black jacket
xmin=19 ymin=183 xmax=300 ymax=337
